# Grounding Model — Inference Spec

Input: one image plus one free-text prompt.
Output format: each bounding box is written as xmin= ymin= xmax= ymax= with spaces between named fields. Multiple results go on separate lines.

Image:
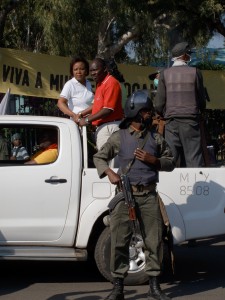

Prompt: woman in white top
xmin=57 ymin=57 xmax=94 ymax=124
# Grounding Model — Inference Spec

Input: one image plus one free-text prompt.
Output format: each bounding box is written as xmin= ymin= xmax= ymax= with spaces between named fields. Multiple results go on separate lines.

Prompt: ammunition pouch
xmin=157 ymin=193 xmax=175 ymax=274
xmin=108 ymin=191 xmax=125 ymax=211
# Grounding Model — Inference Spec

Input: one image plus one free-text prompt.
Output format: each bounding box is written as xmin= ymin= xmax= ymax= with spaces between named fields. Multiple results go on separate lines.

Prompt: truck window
xmin=0 ymin=125 xmax=59 ymax=165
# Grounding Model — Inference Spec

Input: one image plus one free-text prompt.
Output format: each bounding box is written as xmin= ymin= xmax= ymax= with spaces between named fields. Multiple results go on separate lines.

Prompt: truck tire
xmin=94 ymin=226 xmax=148 ymax=285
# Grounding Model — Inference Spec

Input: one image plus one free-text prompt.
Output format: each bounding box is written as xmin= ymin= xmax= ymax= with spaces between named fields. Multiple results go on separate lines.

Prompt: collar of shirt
xmin=128 ymin=126 xmax=147 ymax=138
xmin=97 ymin=74 xmax=112 ymax=87
xmin=172 ymin=60 xmax=188 ymax=66
xmin=73 ymin=77 xmax=88 ymax=86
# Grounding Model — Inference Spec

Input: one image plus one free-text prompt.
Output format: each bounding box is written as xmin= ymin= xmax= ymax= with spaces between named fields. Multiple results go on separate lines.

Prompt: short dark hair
xmin=93 ymin=57 xmax=107 ymax=69
xmin=69 ymin=57 xmax=90 ymax=77
xmin=39 ymin=129 xmax=57 ymax=144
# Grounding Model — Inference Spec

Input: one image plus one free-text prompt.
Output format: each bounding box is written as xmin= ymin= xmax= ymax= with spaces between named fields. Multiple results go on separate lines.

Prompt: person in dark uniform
xmin=149 ymin=69 xmax=161 ymax=99
xmin=93 ymin=90 xmax=175 ymax=300
xmin=149 ymin=69 xmax=165 ymax=136
xmin=155 ymin=42 xmax=206 ymax=167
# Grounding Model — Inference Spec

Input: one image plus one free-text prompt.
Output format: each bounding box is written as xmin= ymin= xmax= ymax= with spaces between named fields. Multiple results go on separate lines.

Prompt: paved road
xmin=0 ymin=236 xmax=225 ymax=299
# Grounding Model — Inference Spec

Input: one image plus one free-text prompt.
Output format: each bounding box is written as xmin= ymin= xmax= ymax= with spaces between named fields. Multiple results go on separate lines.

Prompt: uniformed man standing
xmin=93 ymin=90 xmax=175 ymax=300
xmin=155 ymin=42 xmax=206 ymax=167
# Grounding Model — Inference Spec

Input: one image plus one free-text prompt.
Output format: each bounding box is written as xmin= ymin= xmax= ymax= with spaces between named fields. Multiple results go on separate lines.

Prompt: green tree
xmin=0 ymin=0 xmax=26 ymax=47
xmin=1 ymin=0 xmax=225 ymax=64
xmin=156 ymin=0 xmax=225 ymax=47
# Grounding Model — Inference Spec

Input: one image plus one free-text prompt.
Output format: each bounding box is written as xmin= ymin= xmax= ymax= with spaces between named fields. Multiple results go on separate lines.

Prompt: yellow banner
xmin=0 ymin=48 xmax=70 ymax=99
xmin=0 ymin=47 xmax=225 ymax=109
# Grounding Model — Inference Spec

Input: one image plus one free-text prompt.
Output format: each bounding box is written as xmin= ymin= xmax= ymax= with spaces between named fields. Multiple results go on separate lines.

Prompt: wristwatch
xmin=84 ymin=117 xmax=90 ymax=125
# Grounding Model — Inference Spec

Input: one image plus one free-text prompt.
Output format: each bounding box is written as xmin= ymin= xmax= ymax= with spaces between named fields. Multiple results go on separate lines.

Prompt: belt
xmin=131 ymin=183 xmax=156 ymax=194
xmin=92 ymin=119 xmax=122 ymax=131
xmin=97 ymin=119 xmax=122 ymax=127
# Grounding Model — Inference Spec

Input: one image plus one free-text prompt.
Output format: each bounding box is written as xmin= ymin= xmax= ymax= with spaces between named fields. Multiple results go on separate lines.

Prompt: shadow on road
xmin=0 ymin=235 xmax=224 ymax=299
xmin=162 ymin=234 xmax=225 ymax=298
xmin=0 ymin=258 xmax=104 ymax=297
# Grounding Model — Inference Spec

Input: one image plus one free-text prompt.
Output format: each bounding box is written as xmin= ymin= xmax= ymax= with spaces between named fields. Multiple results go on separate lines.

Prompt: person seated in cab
xmin=10 ymin=133 xmax=30 ymax=161
xmin=25 ymin=129 xmax=58 ymax=165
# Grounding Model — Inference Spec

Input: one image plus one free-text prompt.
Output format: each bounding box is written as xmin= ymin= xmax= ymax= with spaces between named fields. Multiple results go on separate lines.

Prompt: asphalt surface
xmin=0 ymin=235 xmax=225 ymax=299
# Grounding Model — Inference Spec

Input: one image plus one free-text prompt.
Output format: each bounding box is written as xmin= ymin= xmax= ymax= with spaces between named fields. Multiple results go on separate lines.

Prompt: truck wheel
xmin=94 ymin=226 xmax=148 ymax=285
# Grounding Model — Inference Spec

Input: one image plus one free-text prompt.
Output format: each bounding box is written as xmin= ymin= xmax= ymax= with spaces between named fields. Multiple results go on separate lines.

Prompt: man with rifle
xmin=93 ymin=90 xmax=175 ymax=300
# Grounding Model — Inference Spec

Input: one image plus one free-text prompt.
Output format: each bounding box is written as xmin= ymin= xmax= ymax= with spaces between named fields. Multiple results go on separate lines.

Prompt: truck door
xmin=0 ymin=121 xmax=79 ymax=244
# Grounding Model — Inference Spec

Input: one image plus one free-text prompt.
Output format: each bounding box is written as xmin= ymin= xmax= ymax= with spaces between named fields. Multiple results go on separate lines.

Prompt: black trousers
xmin=165 ymin=118 xmax=203 ymax=167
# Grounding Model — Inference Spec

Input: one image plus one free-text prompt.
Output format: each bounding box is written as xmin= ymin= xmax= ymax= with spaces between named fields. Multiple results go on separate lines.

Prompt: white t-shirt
xmin=60 ymin=78 xmax=94 ymax=114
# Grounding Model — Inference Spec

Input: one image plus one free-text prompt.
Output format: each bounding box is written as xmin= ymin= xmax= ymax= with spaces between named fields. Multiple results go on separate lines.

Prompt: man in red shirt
xmin=78 ymin=58 xmax=123 ymax=149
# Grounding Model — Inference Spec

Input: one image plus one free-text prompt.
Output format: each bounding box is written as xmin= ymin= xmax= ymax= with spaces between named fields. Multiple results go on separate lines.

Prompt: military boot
xmin=147 ymin=276 xmax=171 ymax=300
xmin=105 ymin=278 xmax=124 ymax=300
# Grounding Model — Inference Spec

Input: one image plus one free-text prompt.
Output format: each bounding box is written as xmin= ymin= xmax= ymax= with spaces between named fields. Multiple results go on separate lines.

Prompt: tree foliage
xmin=0 ymin=0 xmax=224 ymax=65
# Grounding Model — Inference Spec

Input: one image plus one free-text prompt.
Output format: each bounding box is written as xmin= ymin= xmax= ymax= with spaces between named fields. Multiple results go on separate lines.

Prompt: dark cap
xmin=11 ymin=133 xmax=21 ymax=142
xmin=171 ymin=42 xmax=192 ymax=58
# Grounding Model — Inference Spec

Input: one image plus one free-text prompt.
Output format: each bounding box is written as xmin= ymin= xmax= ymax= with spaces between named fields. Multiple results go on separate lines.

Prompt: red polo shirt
xmin=92 ymin=74 xmax=123 ymax=126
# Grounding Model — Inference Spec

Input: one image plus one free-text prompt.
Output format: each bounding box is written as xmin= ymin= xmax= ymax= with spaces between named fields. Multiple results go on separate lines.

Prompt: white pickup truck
xmin=0 ymin=115 xmax=225 ymax=285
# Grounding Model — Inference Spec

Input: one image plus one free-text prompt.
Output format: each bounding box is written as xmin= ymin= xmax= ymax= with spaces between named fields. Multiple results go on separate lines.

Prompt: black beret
xmin=171 ymin=42 xmax=192 ymax=58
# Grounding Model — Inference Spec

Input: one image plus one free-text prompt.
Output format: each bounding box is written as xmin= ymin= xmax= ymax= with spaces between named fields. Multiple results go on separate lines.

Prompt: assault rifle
xmin=120 ymin=174 xmax=140 ymax=239
xmin=107 ymin=174 xmax=143 ymax=248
